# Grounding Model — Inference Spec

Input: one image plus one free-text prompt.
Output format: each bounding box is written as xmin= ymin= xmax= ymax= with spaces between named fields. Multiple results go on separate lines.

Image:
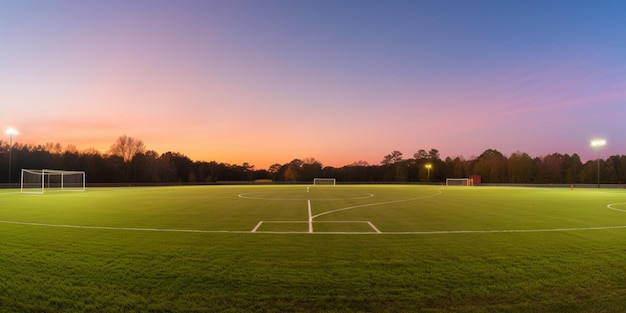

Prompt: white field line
xmin=251 ymin=225 xmax=626 ymax=235
xmin=238 ymin=192 xmax=374 ymax=201
xmin=607 ymin=203 xmax=626 ymax=213
xmin=385 ymin=225 xmax=626 ymax=235
xmin=252 ymin=220 xmax=310 ymax=232
xmin=308 ymin=220 xmax=381 ymax=233
xmin=3 ymin=219 xmax=626 ymax=235
xmin=308 ymin=199 xmax=313 ymax=233
xmin=3 ymin=196 xmax=626 ymax=236
xmin=313 ymin=221 xmax=372 ymax=223
xmin=251 ymin=221 xmax=263 ymax=232
xmin=368 ymin=221 xmax=382 ymax=233
xmin=260 ymin=221 xmax=309 ymax=223
xmin=0 ymin=192 xmax=22 ymax=195
xmin=311 ymin=191 xmax=442 ymax=219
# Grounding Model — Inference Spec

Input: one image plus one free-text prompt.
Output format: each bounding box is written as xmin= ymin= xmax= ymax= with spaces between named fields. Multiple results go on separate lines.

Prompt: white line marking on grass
xmin=238 ymin=225 xmax=626 ymax=235
xmin=308 ymin=199 xmax=313 ymax=233
xmin=311 ymin=191 xmax=442 ymax=219
xmin=238 ymin=192 xmax=374 ymax=201
xmin=607 ymin=203 xmax=626 ymax=213
xmin=386 ymin=225 xmax=626 ymax=235
xmin=252 ymin=221 xmax=263 ymax=232
xmin=4 ymin=219 xmax=626 ymax=235
xmin=5 ymin=197 xmax=626 ymax=235
xmin=262 ymin=221 xmax=310 ymax=223
xmin=367 ymin=221 xmax=382 ymax=233
xmin=0 ymin=192 xmax=22 ymax=195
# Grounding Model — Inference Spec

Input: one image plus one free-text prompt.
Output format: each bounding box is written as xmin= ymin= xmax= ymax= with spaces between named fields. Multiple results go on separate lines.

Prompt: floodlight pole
xmin=590 ymin=139 xmax=606 ymax=188
xmin=425 ymin=164 xmax=432 ymax=183
xmin=5 ymin=128 xmax=18 ymax=185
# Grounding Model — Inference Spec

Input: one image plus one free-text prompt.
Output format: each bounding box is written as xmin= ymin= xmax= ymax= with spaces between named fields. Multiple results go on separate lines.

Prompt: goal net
xmin=446 ymin=178 xmax=473 ymax=186
xmin=21 ymin=169 xmax=86 ymax=194
xmin=313 ymin=178 xmax=336 ymax=185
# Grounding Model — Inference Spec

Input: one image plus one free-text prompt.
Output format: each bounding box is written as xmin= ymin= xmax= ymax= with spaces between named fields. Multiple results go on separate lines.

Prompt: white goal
xmin=313 ymin=178 xmax=336 ymax=185
xmin=21 ymin=169 xmax=86 ymax=194
xmin=446 ymin=178 xmax=473 ymax=186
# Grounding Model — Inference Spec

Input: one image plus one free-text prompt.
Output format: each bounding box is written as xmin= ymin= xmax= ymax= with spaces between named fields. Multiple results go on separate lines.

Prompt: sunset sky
xmin=1 ymin=0 xmax=625 ymax=169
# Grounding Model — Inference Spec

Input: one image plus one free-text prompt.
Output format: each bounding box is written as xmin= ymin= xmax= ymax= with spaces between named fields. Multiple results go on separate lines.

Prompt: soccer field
xmin=1 ymin=185 xmax=626 ymax=312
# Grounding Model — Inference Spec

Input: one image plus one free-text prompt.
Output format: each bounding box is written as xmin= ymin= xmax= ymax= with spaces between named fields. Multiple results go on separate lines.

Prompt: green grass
xmin=1 ymin=185 xmax=626 ymax=312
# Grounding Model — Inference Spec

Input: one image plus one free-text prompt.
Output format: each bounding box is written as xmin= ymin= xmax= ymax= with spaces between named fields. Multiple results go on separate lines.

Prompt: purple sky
xmin=1 ymin=0 xmax=625 ymax=169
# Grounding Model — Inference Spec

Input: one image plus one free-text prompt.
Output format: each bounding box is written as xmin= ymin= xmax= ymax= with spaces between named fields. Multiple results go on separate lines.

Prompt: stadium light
xmin=425 ymin=164 xmax=432 ymax=183
xmin=5 ymin=127 xmax=19 ymax=185
xmin=590 ymin=139 xmax=606 ymax=188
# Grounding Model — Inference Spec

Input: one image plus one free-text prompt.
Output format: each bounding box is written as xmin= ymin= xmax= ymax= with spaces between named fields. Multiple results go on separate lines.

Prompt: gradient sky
xmin=1 ymin=0 xmax=625 ymax=169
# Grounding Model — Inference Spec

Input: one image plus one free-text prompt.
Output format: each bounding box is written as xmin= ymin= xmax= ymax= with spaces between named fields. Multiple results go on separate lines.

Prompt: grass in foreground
xmin=0 ymin=185 xmax=626 ymax=312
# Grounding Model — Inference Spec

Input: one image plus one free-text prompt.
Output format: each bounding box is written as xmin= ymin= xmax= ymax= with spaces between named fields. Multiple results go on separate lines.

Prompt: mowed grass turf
xmin=1 ymin=185 xmax=626 ymax=312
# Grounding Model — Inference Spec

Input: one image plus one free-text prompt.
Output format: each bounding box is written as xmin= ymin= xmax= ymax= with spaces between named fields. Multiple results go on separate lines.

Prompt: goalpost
xmin=446 ymin=178 xmax=473 ymax=186
xmin=313 ymin=178 xmax=336 ymax=185
xmin=21 ymin=169 xmax=86 ymax=194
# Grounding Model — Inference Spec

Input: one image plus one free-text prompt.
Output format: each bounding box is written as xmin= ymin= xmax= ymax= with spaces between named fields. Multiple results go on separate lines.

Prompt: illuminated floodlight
xmin=425 ymin=164 xmax=432 ymax=182
xmin=5 ymin=127 xmax=19 ymax=184
xmin=5 ymin=127 xmax=18 ymax=136
xmin=590 ymin=138 xmax=606 ymax=188
xmin=590 ymin=139 xmax=606 ymax=148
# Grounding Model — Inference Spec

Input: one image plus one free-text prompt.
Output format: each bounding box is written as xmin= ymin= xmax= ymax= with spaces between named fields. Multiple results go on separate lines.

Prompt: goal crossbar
xmin=21 ymin=169 xmax=86 ymax=194
xmin=313 ymin=178 xmax=336 ymax=185
xmin=446 ymin=178 xmax=473 ymax=186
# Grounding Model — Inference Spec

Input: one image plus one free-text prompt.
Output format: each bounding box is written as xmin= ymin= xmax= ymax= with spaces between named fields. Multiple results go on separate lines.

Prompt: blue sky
xmin=1 ymin=0 xmax=625 ymax=168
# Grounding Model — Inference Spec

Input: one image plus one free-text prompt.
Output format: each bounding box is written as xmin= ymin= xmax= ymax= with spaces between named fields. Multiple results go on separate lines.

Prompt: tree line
xmin=1 ymin=137 xmax=625 ymax=184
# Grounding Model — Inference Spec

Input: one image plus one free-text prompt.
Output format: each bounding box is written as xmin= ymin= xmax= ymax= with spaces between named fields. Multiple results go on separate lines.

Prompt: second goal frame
xmin=313 ymin=178 xmax=336 ymax=185
xmin=445 ymin=178 xmax=473 ymax=186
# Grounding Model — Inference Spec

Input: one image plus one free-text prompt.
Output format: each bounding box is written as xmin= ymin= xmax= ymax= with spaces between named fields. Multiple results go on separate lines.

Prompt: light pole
xmin=425 ymin=164 xmax=432 ymax=183
xmin=5 ymin=127 xmax=18 ymax=185
xmin=590 ymin=139 xmax=606 ymax=188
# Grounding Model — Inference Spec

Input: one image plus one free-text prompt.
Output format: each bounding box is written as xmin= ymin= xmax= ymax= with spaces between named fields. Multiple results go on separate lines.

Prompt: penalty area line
xmin=251 ymin=221 xmax=263 ymax=232
xmin=367 ymin=221 xmax=382 ymax=233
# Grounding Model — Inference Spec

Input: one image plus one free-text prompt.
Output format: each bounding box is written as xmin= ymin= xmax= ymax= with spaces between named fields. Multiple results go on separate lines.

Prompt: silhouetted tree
xmin=109 ymin=135 xmax=146 ymax=181
xmin=615 ymin=155 xmax=626 ymax=183
xmin=536 ymin=153 xmax=564 ymax=183
xmin=563 ymin=154 xmax=583 ymax=184
xmin=110 ymin=135 xmax=146 ymax=162
xmin=268 ymin=163 xmax=282 ymax=181
xmin=131 ymin=150 xmax=161 ymax=182
xmin=508 ymin=152 xmax=535 ymax=183
xmin=381 ymin=150 xmax=403 ymax=165
xmin=300 ymin=158 xmax=323 ymax=181
xmin=414 ymin=149 xmax=428 ymax=160
xmin=284 ymin=159 xmax=303 ymax=181
xmin=444 ymin=156 xmax=467 ymax=179
xmin=6 ymin=139 xmax=626 ymax=185
xmin=473 ymin=149 xmax=507 ymax=183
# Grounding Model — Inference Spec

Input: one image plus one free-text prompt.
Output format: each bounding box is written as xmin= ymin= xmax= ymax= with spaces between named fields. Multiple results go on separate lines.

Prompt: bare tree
xmin=110 ymin=135 xmax=146 ymax=181
xmin=110 ymin=135 xmax=146 ymax=162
